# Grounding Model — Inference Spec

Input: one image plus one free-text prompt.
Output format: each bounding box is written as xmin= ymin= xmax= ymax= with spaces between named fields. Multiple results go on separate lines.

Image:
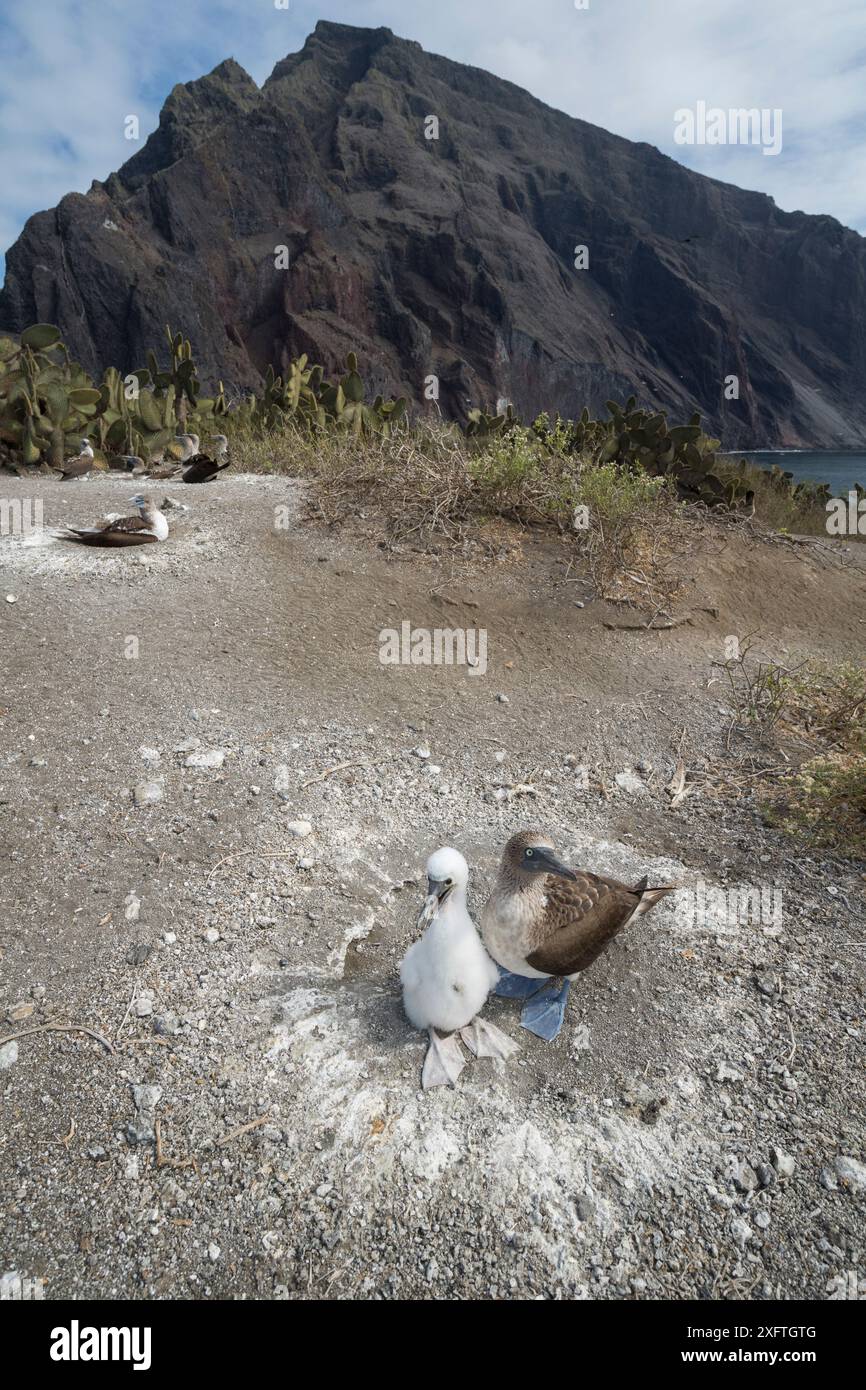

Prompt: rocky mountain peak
xmin=1 ymin=23 xmax=863 ymax=446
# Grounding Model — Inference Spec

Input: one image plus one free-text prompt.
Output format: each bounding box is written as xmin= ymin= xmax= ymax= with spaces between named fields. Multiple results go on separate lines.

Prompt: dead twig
xmin=666 ymin=760 xmax=694 ymax=809
xmin=206 ymin=849 xmax=297 ymax=882
xmin=603 ymin=612 xmax=695 ymax=632
xmin=0 ymin=1023 xmax=114 ymax=1053
xmin=301 ymin=755 xmax=392 ymax=790
xmin=216 ymin=1115 xmax=272 ymax=1148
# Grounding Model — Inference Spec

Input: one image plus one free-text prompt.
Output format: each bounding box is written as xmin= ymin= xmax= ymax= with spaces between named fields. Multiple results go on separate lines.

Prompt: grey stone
xmin=133 ymin=780 xmax=164 ymax=806
xmin=733 ymin=1162 xmax=760 ymax=1193
xmin=615 ymin=770 xmax=646 ymax=795
xmin=575 ymin=1195 xmax=595 ymax=1222
xmin=755 ymin=1163 xmax=776 ymax=1189
xmin=185 ymin=748 xmax=225 ymax=769
xmin=153 ymin=1013 xmax=179 ymax=1036
xmin=126 ymin=943 xmax=152 ymax=966
xmin=834 ymin=1155 xmax=866 ymax=1191
xmin=716 ymin=1062 xmax=744 ymax=1083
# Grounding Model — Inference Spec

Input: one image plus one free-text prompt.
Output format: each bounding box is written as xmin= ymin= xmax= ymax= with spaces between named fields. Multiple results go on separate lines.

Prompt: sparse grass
xmin=765 ymin=753 xmax=866 ymax=858
xmin=218 ymin=419 xmax=847 ymax=623
xmin=225 ymin=418 xmax=839 ymax=542
xmin=715 ymin=455 xmax=835 ymax=536
xmin=719 ymin=644 xmax=866 ymax=857
xmin=572 ymin=463 xmax=686 ymax=611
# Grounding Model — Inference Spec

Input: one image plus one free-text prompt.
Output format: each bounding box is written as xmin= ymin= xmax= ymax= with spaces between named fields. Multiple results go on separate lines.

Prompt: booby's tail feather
xmin=632 ymin=878 xmax=678 ymax=915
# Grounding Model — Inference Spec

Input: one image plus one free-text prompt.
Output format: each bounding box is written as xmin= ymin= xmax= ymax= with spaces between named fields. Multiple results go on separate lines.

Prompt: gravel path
xmin=0 ymin=475 xmax=864 ymax=1300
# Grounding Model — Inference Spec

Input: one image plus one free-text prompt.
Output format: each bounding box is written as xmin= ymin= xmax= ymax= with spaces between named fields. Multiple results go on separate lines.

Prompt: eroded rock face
xmin=2 ymin=20 xmax=864 ymax=446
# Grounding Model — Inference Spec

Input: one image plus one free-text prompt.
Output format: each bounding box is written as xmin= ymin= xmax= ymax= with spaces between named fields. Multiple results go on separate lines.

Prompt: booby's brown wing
xmin=107 ymin=515 xmax=154 ymax=534
xmin=64 ymin=515 xmax=158 ymax=547
xmin=181 ymin=454 xmax=218 ymax=483
xmin=56 ymin=458 xmax=93 ymax=478
xmin=525 ymin=871 xmax=653 ymax=976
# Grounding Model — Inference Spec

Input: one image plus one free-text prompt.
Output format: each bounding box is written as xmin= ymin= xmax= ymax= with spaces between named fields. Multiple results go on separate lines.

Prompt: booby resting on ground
xmin=400 ymin=847 xmax=518 ymax=1089
xmin=107 ymin=454 xmax=142 ymax=473
xmin=55 ymin=494 xmax=169 ymax=548
xmin=172 ymin=432 xmax=200 ymax=462
xmin=482 ymin=830 xmax=676 ymax=1040
xmin=55 ymin=439 xmax=95 ymax=479
xmin=182 ymin=434 xmax=230 ymax=484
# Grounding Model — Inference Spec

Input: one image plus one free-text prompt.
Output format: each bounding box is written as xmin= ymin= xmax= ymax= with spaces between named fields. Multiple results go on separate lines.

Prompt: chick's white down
xmin=400 ymin=846 xmax=499 ymax=1034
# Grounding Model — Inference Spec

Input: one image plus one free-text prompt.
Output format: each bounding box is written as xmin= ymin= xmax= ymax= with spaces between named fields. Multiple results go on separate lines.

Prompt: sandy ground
xmin=0 ymin=473 xmax=864 ymax=1301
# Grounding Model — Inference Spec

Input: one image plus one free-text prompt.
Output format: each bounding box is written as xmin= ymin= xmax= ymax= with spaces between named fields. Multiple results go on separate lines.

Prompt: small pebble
xmin=133 ymin=780 xmax=164 ymax=806
xmin=833 ymin=1155 xmax=866 ymax=1191
xmin=185 ymin=749 xmax=225 ymax=770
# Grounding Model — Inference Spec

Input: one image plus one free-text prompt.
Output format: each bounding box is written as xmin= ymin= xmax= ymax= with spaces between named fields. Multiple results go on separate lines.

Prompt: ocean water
xmin=723 ymin=451 xmax=866 ymax=494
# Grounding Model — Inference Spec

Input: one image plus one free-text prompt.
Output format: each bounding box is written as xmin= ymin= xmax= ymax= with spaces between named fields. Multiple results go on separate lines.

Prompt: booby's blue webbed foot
xmin=421 ymin=1028 xmax=466 ymax=1089
xmin=494 ymin=967 xmax=549 ymax=1000
xmin=519 ymin=977 xmax=570 ymax=1041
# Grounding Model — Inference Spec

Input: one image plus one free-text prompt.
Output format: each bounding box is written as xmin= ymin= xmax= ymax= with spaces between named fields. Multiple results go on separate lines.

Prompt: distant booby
xmin=55 ymin=439 xmax=95 ymax=479
xmin=181 ymin=434 xmax=230 ymax=484
xmin=107 ymin=454 xmax=142 ymax=473
xmin=481 ymin=830 xmax=676 ymax=1040
xmin=400 ymin=847 xmax=518 ymax=1088
xmin=173 ymin=433 xmax=200 ymax=462
xmin=55 ymin=494 xmax=169 ymax=548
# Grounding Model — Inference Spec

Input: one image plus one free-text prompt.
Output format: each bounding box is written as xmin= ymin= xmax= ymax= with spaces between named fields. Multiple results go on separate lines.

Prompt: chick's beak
xmin=416 ymin=878 xmax=453 ymax=930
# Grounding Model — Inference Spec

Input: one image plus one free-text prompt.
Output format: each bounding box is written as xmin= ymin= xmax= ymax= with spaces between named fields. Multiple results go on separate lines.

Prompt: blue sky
xmin=2 ymin=0 xmax=864 ymax=281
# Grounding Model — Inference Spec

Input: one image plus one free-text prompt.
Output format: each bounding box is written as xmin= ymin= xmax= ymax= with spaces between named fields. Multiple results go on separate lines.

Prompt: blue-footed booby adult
xmin=55 ymin=439 xmax=95 ymax=479
xmin=181 ymin=434 xmax=230 ymax=484
xmin=482 ymin=830 xmax=676 ymax=1040
xmin=55 ymin=494 xmax=169 ymax=548
xmin=400 ymin=847 xmax=518 ymax=1089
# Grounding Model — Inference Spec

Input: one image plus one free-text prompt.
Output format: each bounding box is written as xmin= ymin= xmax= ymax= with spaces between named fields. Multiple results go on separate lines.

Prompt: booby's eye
xmin=444 ymin=877 xmax=453 ymax=886
xmin=525 ymin=848 xmax=534 ymax=858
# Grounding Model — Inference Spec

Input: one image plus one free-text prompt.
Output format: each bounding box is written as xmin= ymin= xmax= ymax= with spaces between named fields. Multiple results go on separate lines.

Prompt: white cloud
xmin=0 ymin=0 xmax=863 ymax=277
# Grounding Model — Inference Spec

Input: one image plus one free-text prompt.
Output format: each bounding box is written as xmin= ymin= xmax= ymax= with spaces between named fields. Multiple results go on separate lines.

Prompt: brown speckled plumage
xmin=483 ymin=829 xmax=676 ymax=979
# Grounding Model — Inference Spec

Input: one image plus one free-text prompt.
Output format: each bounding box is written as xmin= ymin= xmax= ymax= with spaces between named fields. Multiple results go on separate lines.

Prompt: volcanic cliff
xmin=2 ymin=19 xmax=864 ymax=446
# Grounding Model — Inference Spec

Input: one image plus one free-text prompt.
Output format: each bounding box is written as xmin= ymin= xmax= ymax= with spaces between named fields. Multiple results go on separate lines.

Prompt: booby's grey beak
xmin=428 ymin=877 xmax=454 ymax=906
xmin=416 ymin=878 xmax=453 ymax=930
xmin=531 ymin=848 xmax=578 ymax=881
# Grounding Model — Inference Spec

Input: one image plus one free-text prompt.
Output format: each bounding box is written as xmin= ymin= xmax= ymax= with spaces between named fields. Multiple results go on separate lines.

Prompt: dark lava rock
xmin=2 ymin=21 xmax=864 ymax=447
